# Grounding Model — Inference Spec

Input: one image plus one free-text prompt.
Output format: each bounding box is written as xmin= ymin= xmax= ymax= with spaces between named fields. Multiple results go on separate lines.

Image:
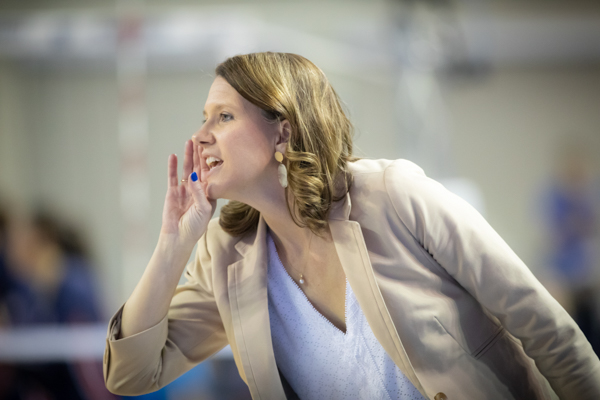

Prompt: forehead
xmin=203 ymin=76 xmax=244 ymax=115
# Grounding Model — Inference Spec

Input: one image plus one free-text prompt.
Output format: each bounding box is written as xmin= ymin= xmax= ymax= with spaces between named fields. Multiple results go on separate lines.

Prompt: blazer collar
xmin=229 ymin=215 xmax=286 ymax=399
xmin=229 ymin=191 xmax=426 ymax=398
xmin=232 ymin=188 xmax=351 ymax=258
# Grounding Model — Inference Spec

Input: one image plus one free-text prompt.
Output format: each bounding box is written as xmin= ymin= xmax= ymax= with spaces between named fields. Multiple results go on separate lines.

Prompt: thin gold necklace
xmin=287 ymin=232 xmax=313 ymax=285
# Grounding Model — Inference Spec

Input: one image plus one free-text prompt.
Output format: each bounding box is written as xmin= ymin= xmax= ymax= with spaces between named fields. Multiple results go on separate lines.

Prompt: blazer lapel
xmin=228 ymin=216 xmax=286 ymax=400
xmin=329 ymin=193 xmax=427 ymax=396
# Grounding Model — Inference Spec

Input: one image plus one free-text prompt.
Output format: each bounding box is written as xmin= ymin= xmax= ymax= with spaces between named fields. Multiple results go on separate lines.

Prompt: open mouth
xmin=208 ymin=161 xmax=223 ymax=170
xmin=206 ymin=156 xmax=224 ymax=171
xmin=209 ymin=162 xmax=223 ymax=174
xmin=206 ymin=156 xmax=223 ymax=176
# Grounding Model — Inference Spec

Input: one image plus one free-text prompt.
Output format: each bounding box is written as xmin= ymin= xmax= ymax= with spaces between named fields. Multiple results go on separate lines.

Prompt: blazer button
xmin=434 ymin=393 xmax=448 ymax=400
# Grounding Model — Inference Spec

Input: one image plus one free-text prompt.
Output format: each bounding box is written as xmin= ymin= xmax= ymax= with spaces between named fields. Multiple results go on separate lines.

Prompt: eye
xmin=220 ymin=113 xmax=233 ymax=122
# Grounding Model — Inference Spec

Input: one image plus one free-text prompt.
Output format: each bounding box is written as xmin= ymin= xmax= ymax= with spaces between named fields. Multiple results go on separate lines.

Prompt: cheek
xmin=228 ymin=151 xmax=272 ymax=181
xmin=227 ymin=131 xmax=273 ymax=172
xmin=240 ymin=149 xmax=270 ymax=170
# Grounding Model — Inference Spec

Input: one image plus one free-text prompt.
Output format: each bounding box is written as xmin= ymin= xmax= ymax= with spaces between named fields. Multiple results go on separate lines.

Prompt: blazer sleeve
xmin=383 ymin=159 xmax=600 ymax=399
xmin=103 ymin=231 xmax=227 ymax=396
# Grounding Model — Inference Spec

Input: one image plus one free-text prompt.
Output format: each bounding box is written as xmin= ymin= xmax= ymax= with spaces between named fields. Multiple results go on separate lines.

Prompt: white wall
xmin=0 ymin=62 xmax=33 ymax=206
xmin=444 ymin=67 xmax=600 ymax=277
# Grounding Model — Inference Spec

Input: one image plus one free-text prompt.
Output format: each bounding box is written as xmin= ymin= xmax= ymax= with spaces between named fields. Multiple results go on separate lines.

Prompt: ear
xmin=274 ymin=119 xmax=291 ymax=155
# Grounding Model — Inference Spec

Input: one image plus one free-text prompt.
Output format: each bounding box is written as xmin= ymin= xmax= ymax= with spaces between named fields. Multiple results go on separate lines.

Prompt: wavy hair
xmin=216 ymin=52 xmax=358 ymax=237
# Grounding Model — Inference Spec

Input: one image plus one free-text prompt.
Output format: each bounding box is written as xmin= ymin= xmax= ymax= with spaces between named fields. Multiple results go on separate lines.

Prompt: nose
xmin=192 ymin=122 xmax=214 ymax=146
xmin=191 ymin=131 xmax=200 ymax=146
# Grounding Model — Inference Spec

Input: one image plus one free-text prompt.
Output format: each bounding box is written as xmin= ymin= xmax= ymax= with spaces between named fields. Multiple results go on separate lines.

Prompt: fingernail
xmin=191 ymin=172 xmax=198 ymax=182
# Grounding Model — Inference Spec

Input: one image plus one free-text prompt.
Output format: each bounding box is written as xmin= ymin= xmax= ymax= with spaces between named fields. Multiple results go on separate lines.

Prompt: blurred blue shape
xmin=165 ymin=361 xmax=212 ymax=400
xmin=123 ymin=388 xmax=168 ymax=400
xmin=123 ymin=362 xmax=212 ymax=400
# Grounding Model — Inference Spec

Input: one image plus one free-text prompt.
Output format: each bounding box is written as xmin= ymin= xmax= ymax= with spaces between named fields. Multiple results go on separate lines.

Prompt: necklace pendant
xmin=299 ymin=274 xmax=305 ymax=285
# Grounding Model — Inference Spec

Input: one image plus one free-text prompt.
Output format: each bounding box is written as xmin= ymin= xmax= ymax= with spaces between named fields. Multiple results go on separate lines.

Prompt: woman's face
xmin=193 ymin=76 xmax=282 ymax=201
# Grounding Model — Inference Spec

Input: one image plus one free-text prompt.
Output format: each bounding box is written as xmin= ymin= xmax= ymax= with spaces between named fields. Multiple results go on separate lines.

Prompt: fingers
xmin=182 ymin=140 xmax=193 ymax=183
xmin=192 ymin=141 xmax=200 ymax=177
xmin=167 ymin=153 xmax=179 ymax=187
xmin=195 ymin=144 xmax=212 ymax=199
xmin=189 ymin=170 xmax=210 ymax=209
xmin=198 ymin=144 xmax=210 ymax=182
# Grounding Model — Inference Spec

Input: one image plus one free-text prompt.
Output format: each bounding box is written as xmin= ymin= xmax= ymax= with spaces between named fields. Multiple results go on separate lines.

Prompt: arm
xmin=104 ymin=231 xmax=227 ymax=396
xmin=383 ymin=159 xmax=600 ymax=399
xmin=104 ymin=140 xmax=224 ymax=395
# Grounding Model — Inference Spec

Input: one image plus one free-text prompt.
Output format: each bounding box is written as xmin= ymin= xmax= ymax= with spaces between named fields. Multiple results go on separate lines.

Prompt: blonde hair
xmin=216 ymin=52 xmax=358 ymax=237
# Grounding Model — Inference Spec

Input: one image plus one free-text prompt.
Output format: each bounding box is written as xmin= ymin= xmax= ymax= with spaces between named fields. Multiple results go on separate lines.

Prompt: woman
xmin=104 ymin=52 xmax=600 ymax=400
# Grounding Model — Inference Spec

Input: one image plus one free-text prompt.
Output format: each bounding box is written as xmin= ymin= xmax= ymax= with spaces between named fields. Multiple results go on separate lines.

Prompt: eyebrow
xmin=203 ymin=103 xmax=232 ymax=117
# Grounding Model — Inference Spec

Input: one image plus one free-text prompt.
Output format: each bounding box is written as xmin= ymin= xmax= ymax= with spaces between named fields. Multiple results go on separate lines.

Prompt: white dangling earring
xmin=275 ymin=151 xmax=288 ymax=188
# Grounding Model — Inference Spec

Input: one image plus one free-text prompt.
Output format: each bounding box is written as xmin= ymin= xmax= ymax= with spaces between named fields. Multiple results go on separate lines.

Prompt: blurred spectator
xmin=5 ymin=210 xmax=101 ymax=325
xmin=0 ymin=204 xmax=245 ymax=400
xmin=543 ymin=143 xmax=600 ymax=354
xmin=0 ymin=207 xmax=116 ymax=400
xmin=0 ymin=201 xmax=10 ymax=323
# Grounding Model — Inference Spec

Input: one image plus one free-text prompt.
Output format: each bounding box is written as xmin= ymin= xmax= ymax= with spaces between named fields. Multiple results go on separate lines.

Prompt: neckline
xmin=267 ymin=231 xmax=350 ymax=335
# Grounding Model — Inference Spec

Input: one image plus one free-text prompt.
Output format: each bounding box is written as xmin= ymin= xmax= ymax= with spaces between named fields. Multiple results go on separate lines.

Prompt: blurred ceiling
xmin=0 ymin=0 xmax=599 ymax=74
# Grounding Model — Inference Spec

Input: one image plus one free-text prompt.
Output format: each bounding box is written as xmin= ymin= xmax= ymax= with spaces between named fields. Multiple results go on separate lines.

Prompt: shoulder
xmin=375 ymin=159 xmax=489 ymax=249
xmin=379 ymin=158 xmax=448 ymax=208
xmin=202 ymin=217 xmax=240 ymax=255
xmin=205 ymin=217 xmax=229 ymax=243
xmin=201 ymin=216 xmax=252 ymax=268
xmin=348 ymin=158 xmax=434 ymax=204
xmin=349 ymin=158 xmax=468 ymax=237
xmin=347 ymin=158 xmax=396 ymax=175
xmin=184 ymin=217 xmax=244 ymax=287
xmin=346 ymin=158 xmax=430 ymax=226
xmin=348 ymin=158 xmax=426 ymax=183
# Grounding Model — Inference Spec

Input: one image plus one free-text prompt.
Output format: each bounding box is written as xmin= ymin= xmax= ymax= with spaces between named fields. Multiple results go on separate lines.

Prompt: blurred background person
xmin=543 ymin=142 xmax=600 ymax=355
xmin=0 ymin=200 xmax=9 ymax=322
xmin=5 ymin=209 xmax=101 ymax=328
xmin=0 ymin=207 xmax=116 ymax=400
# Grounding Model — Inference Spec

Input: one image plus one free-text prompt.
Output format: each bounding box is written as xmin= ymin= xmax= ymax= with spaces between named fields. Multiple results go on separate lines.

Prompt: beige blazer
xmin=104 ymin=159 xmax=600 ymax=400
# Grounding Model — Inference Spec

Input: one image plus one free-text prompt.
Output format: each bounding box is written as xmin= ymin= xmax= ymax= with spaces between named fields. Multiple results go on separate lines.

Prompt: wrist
xmin=155 ymin=233 xmax=196 ymax=265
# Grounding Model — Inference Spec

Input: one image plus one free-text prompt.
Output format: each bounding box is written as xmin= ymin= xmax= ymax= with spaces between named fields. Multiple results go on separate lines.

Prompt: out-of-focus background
xmin=0 ymin=0 xmax=599 ymax=399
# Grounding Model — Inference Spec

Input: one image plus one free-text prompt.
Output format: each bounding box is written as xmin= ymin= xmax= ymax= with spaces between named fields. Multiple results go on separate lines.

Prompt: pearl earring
xmin=275 ymin=151 xmax=288 ymax=188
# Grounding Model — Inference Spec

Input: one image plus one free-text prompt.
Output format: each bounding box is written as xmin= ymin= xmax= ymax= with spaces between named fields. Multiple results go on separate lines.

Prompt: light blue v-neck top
xmin=266 ymin=231 xmax=425 ymax=400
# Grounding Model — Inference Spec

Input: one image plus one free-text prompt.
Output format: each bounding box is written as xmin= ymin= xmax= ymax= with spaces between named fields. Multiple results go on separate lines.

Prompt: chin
xmin=206 ymin=184 xmax=218 ymax=201
xmin=206 ymin=182 xmax=231 ymax=201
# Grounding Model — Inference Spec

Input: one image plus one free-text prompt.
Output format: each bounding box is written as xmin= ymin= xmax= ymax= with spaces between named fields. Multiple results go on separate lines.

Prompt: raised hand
xmin=160 ymin=139 xmax=216 ymax=248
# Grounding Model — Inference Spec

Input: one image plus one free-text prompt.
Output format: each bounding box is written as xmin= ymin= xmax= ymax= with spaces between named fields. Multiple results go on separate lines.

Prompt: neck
xmin=232 ymin=177 xmax=314 ymax=257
